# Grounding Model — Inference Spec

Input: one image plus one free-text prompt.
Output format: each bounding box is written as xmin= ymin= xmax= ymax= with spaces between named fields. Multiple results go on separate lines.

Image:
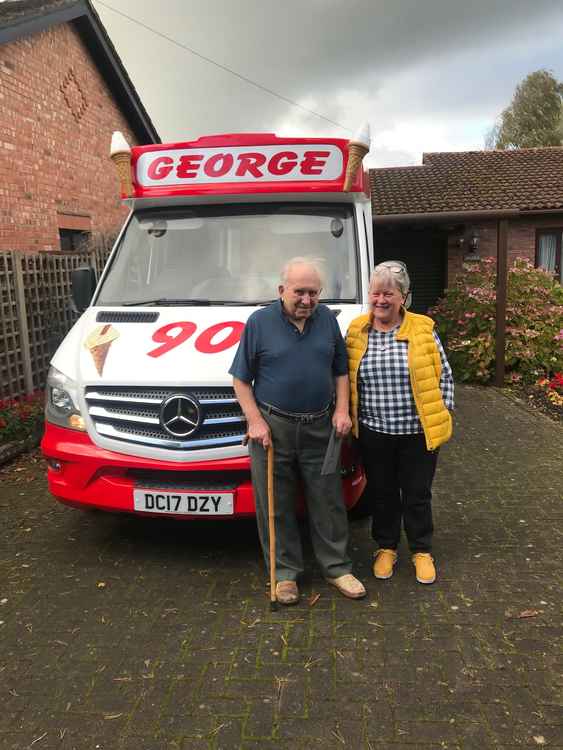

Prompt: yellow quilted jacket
xmin=346 ymin=310 xmax=452 ymax=450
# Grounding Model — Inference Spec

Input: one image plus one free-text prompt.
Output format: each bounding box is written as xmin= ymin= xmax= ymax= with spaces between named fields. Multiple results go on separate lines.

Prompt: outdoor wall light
xmin=463 ymin=230 xmax=481 ymax=262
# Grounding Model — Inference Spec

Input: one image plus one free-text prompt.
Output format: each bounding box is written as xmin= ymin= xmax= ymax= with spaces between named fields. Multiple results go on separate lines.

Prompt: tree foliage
xmin=486 ymin=69 xmax=563 ymax=149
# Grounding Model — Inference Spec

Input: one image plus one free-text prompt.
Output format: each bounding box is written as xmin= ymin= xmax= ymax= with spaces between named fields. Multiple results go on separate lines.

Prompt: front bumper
xmin=41 ymin=423 xmax=365 ymax=519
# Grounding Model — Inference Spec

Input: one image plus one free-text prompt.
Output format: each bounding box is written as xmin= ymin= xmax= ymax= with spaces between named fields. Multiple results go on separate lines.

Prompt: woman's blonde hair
xmin=370 ymin=261 xmax=411 ymax=307
xmin=370 ymin=261 xmax=410 ymax=295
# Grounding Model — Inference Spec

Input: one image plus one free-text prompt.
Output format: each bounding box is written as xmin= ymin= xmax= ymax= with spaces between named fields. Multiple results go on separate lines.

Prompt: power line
xmin=94 ymin=0 xmax=351 ymax=133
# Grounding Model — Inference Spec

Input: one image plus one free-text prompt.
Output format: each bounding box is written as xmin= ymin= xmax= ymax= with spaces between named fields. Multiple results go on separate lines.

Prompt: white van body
xmin=42 ymin=133 xmax=373 ymax=518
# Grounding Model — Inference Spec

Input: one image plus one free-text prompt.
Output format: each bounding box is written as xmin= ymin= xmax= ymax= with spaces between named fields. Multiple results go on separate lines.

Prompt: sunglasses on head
xmin=375 ymin=260 xmax=407 ymax=274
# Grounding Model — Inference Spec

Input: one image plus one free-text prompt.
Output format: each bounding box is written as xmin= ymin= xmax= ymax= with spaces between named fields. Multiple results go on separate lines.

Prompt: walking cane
xmin=267 ymin=442 xmax=278 ymax=611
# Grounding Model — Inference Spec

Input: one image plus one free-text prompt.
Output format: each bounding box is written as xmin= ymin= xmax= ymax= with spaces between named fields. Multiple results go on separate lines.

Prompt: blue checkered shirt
xmin=358 ymin=326 xmax=455 ymax=435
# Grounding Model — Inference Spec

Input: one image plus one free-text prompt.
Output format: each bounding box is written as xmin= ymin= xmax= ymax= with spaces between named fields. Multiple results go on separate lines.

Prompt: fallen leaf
xmin=30 ymin=733 xmax=48 ymax=746
xmin=241 ymin=618 xmax=261 ymax=628
xmin=96 ymin=581 xmax=106 ymax=589
xmin=330 ymin=727 xmax=346 ymax=745
xmin=104 ymin=713 xmax=123 ymax=720
xmin=208 ymin=722 xmax=228 ymax=737
xmin=303 ymin=656 xmax=322 ymax=671
xmin=533 ymin=736 xmax=546 ymax=745
xmin=516 ymin=609 xmax=542 ymax=619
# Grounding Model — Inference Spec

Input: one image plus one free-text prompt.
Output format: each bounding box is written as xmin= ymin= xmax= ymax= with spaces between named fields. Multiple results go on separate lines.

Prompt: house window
xmin=59 ymin=228 xmax=90 ymax=252
xmin=536 ymin=230 xmax=562 ymax=283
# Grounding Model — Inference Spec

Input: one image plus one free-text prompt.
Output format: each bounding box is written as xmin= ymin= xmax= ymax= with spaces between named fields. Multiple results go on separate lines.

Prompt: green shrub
xmin=430 ymin=257 xmax=563 ymax=384
xmin=0 ymin=391 xmax=44 ymax=446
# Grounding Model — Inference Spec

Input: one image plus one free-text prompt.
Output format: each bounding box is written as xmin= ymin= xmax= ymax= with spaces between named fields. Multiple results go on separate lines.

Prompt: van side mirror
xmin=71 ymin=266 xmax=97 ymax=312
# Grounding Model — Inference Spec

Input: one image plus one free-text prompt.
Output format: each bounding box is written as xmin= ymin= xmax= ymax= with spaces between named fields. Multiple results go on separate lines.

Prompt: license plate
xmin=133 ymin=489 xmax=234 ymax=515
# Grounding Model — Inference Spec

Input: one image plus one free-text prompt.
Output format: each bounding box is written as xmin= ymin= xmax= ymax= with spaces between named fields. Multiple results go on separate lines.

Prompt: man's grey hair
xmin=370 ymin=261 xmax=410 ymax=297
xmin=280 ymin=256 xmax=326 ymax=288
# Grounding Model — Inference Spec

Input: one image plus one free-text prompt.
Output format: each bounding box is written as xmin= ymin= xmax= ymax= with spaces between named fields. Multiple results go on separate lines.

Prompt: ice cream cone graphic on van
xmin=84 ymin=324 xmax=119 ymax=376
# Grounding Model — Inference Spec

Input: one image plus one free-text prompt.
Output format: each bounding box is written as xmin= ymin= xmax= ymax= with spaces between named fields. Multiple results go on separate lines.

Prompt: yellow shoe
xmin=411 ymin=552 xmax=436 ymax=584
xmin=373 ymin=549 xmax=397 ymax=579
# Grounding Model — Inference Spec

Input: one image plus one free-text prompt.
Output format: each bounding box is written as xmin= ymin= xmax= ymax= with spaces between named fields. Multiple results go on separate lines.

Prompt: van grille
xmin=84 ymin=386 xmax=245 ymax=451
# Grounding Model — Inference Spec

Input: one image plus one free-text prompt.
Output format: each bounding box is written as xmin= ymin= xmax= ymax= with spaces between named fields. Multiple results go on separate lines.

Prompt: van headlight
xmin=46 ymin=367 xmax=86 ymax=431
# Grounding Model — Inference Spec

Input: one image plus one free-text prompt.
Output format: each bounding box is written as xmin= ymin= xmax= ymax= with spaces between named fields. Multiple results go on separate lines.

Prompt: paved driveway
xmin=1 ymin=385 xmax=562 ymax=750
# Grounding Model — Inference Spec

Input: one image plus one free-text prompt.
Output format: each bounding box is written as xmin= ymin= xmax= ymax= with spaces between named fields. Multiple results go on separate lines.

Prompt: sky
xmin=93 ymin=0 xmax=563 ymax=167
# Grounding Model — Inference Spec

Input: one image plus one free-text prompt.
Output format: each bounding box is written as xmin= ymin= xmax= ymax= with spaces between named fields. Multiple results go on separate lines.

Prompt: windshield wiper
xmin=121 ymin=298 xmax=277 ymax=307
xmin=122 ymin=298 xmax=213 ymax=307
xmin=225 ymin=299 xmax=278 ymax=306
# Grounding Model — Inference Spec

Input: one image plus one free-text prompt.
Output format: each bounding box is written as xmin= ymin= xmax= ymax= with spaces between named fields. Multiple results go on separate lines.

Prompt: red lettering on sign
xmin=268 ymin=151 xmax=298 ymax=176
xmin=148 ymin=322 xmax=197 ymax=358
xmin=236 ymin=153 xmax=267 ymax=178
xmin=147 ymin=156 xmax=174 ymax=180
xmin=195 ymin=321 xmax=245 ymax=354
xmin=204 ymin=153 xmax=234 ymax=177
xmin=177 ymin=154 xmax=204 ymax=179
xmin=300 ymin=150 xmax=330 ymax=175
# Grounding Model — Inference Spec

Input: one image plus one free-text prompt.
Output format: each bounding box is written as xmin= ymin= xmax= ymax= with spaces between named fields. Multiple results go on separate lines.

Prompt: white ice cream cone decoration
xmin=343 ymin=122 xmax=371 ymax=192
xmin=84 ymin=324 xmax=119 ymax=376
xmin=110 ymin=131 xmax=133 ymax=197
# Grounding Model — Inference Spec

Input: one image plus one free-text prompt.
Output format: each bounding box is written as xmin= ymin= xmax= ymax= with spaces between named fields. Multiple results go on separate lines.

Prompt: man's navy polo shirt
xmin=229 ymin=300 xmax=348 ymax=413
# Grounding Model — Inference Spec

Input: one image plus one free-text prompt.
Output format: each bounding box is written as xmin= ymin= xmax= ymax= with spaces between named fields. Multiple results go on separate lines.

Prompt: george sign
xmin=135 ymin=144 xmax=344 ymax=187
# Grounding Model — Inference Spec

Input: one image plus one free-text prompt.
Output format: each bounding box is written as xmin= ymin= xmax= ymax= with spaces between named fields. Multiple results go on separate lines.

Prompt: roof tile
xmin=370 ymin=147 xmax=563 ymax=215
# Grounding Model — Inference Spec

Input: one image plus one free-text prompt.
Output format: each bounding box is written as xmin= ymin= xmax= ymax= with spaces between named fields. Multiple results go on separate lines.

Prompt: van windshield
xmin=95 ymin=204 xmax=359 ymax=306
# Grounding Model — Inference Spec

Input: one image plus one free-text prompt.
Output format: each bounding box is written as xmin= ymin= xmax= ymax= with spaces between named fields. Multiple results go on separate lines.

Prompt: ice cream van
xmin=41 ymin=125 xmax=374 ymax=519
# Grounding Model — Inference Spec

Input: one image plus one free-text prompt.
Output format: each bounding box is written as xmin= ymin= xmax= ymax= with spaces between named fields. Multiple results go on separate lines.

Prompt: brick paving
xmin=0 ymin=385 xmax=562 ymax=750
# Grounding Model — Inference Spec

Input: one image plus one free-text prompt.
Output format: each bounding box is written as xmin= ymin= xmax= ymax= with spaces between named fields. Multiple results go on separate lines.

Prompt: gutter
xmin=373 ymin=207 xmax=563 ymax=225
xmin=372 ymin=209 xmax=519 ymax=225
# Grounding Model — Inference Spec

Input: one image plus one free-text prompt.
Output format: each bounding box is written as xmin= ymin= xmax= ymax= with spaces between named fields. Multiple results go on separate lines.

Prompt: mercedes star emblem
xmin=160 ymin=394 xmax=201 ymax=438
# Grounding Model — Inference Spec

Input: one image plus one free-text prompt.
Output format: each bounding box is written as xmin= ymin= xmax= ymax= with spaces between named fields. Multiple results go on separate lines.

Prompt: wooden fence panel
xmin=0 ymin=253 xmax=26 ymax=399
xmin=0 ymin=245 xmax=112 ymax=400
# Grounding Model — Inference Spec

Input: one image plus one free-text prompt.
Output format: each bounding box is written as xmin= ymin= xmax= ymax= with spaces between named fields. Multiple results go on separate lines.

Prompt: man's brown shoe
xmin=326 ymin=574 xmax=366 ymax=599
xmin=412 ymin=552 xmax=436 ymax=584
xmin=275 ymin=580 xmax=300 ymax=605
xmin=373 ymin=549 xmax=397 ymax=579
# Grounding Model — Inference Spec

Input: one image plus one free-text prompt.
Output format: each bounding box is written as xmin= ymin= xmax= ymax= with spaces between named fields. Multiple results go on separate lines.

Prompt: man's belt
xmin=258 ymin=401 xmax=331 ymax=424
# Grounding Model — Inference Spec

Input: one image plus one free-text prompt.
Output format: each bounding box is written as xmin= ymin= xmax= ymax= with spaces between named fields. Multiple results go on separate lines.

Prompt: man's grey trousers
xmin=249 ymin=409 xmax=352 ymax=582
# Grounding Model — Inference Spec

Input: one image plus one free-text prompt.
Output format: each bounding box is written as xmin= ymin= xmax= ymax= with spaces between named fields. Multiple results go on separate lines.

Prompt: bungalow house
xmin=370 ymin=148 xmax=563 ymax=313
xmin=0 ymin=0 xmax=159 ymax=252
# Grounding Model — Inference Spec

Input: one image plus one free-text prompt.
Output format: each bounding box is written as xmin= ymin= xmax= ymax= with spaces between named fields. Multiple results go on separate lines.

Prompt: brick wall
xmin=445 ymin=215 xmax=563 ymax=286
xmin=0 ymin=22 xmax=139 ymax=252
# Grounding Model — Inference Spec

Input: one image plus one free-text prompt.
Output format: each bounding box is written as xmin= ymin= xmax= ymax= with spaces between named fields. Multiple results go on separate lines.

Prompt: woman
xmin=346 ymin=261 xmax=454 ymax=584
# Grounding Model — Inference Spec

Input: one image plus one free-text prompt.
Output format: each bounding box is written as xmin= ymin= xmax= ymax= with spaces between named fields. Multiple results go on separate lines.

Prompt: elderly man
xmin=230 ymin=257 xmax=366 ymax=605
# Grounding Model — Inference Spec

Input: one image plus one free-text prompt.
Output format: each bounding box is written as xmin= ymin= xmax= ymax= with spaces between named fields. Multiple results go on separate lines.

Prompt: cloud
xmin=95 ymin=0 xmax=563 ymax=162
